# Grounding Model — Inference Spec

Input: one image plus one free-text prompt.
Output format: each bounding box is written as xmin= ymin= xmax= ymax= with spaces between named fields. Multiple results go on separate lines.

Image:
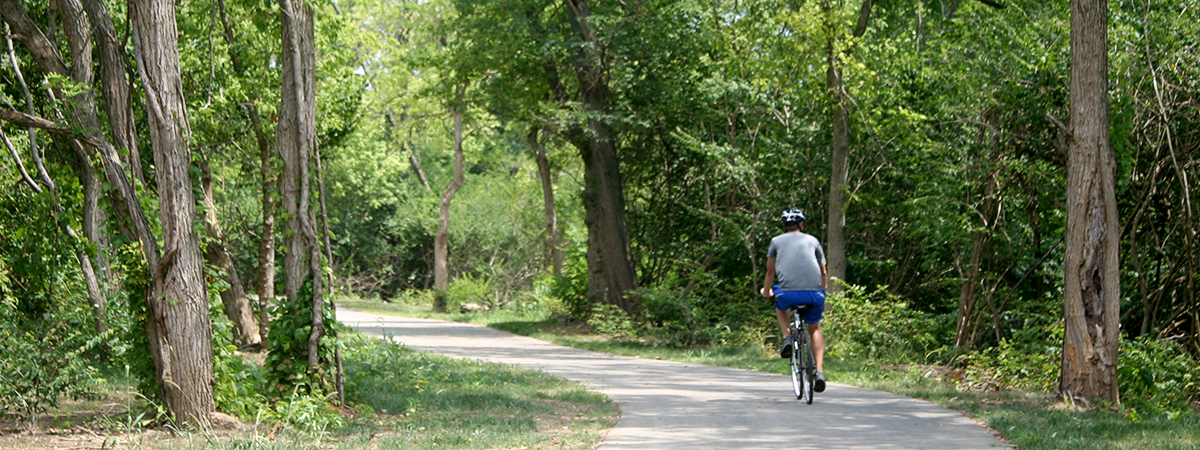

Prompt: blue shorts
xmin=773 ymin=287 xmax=825 ymax=324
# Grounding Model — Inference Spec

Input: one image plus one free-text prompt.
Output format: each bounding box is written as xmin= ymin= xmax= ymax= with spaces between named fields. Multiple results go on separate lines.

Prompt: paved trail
xmin=339 ymin=308 xmax=1011 ymax=449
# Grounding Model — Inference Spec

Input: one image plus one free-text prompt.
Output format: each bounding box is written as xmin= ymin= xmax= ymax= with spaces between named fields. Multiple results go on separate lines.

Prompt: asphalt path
xmin=338 ymin=307 xmax=1012 ymax=449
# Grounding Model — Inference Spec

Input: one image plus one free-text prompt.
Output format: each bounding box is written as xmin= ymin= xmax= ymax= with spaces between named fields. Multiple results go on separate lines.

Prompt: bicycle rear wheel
xmin=790 ymin=332 xmax=803 ymax=399
xmin=799 ymin=339 xmax=814 ymax=404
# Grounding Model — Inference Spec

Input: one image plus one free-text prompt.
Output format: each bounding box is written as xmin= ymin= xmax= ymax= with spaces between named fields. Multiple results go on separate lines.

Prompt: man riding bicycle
xmin=759 ymin=208 xmax=827 ymax=392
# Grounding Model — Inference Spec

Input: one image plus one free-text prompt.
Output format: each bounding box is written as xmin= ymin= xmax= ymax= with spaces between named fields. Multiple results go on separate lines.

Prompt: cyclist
xmin=759 ymin=208 xmax=827 ymax=392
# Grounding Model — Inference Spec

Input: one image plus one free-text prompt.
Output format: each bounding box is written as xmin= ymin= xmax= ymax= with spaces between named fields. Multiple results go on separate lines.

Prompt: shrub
xmin=823 ymin=284 xmax=952 ymax=363
xmin=587 ymin=303 xmax=639 ymax=340
xmin=446 ymin=275 xmax=495 ymax=310
xmin=1119 ymin=336 xmax=1200 ymax=415
xmin=957 ymin=338 xmax=1061 ymax=391
xmin=635 ymin=287 xmax=721 ymax=347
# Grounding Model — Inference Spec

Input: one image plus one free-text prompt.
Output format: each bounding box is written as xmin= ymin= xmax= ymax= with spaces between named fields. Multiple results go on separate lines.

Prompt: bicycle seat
xmin=790 ymin=304 xmax=814 ymax=314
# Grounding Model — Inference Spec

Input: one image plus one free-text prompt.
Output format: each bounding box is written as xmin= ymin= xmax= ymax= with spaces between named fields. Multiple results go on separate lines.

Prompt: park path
xmin=337 ymin=307 xmax=1011 ymax=449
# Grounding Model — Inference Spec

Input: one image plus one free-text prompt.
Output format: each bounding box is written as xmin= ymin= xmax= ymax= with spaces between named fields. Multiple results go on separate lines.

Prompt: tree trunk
xmin=81 ymin=0 xmax=141 ymax=185
xmin=68 ymin=143 xmax=111 ymax=333
xmin=563 ymin=0 xmax=639 ymax=314
xmin=819 ymin=0 xmax=874 ymax=294
xmin=1060 ymin=0 xmax=1120 ymax=407
xmin=825 ymin=46 xmax=849 ymax=294
xmin=247 ymin=102 xmax=276 ymax=345
xmin=198 ymin=156 xmax=262 ymax=349
xmin=277 ymin=0 xmax=325 ymax=373
xmin=955 ymin=120 xmax=1002 ymax=350
xmin=216 ymin=0 xmax=276 ymax=345
xmin=0 ymin=2 xmax=196 ymax=422
xmin=433 ymin=86 xmax=466 ymax=311
xmin=529 ymin=128 xmax=562 ymax=275
xmin=128 ymin=0 xmax=216 ymax=425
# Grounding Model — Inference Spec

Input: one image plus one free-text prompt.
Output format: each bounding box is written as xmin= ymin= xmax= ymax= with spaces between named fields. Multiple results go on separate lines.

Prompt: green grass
xmin=337 ymin=333 xmax=616 ymax=450
xmin=0 ymin=324 xmax=616 ymax=450
xmin=338 ymin=296 xmax=1200 ymax=450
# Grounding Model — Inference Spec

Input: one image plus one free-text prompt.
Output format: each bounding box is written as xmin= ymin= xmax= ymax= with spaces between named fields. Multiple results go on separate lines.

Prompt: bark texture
xmin=820 ymin=0 xmax=874 ymax=294
xmin=130 ymin=0 xmax=216 ymax=425
xmin=530 ymin=128 xmax=562 ymax=275
xmin=81 ymin=0 xmax=141 ymax=184
xmin=1060 ymin=0 xmax=1120 ymax=406
xmin=563 ymin=0 xmax=639 ymax=314
xmin=249 ymin=103 xmax=277 ymax=344
xmin=277 ymin=0 xmax=325 ymax=371
xmin=199 ymin=158 xmax=262 ymax=348
xmin=433 ymin=87 xmax=466 ymax=310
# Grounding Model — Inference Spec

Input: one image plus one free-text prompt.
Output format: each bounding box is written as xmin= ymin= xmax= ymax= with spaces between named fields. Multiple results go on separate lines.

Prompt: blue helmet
xmin=781 ymin=208 xmax=806 ymax=225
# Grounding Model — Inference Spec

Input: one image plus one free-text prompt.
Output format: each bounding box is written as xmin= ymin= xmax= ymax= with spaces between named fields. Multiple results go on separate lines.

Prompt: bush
xmin=587 ymin=303 xmax=639 ymax=340
xmin=1119 ymin=336 xmax=1200 ymax=415
xmin=635 ymin=287 xmax=721 ymax=347
xmin=823 ymin=284 xmax=952 ymax=363
xmin=549 ymin=257 xmax=589 ymax=320
xmin=446 ymin=275 xmax=495 ymax=310
xmin=957 ymin=338 xmax=1061 ymax=391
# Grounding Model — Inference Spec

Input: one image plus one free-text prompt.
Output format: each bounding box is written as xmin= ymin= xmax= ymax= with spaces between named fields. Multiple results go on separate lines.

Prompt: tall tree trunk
xmin=198 ymin=156 xmax=262 ymax=349
xmin=81 ymin=0 xmax=141 ymax=185
xmin=1060 ymin=0 xmax=1120 ymax=406
xmin=563 ymin=0 xmax=639 ymax=314
xmin=0 ymin=3 xmax=198 ymax=422
xmin=249 ymin=103 xmax=277 ymax=345
xmin=217 ymin=0 xmax=277 ymax=344
xmin=529 ymin=127 xmax=562 ymax=275
xmin=277 ymin=0 xmax=325 ymax=373
xmin=824 ymin=44 xmax=850 ymax=294
xmin=819 ymin=0 xmax=874 ymax=294
xmin=954 ymin=119 xmax=1002 ymax=350
xmin=433 ymin=86 xmax=466 ymax=311
xmin=130 ymin=0 xmax=216 ymax=425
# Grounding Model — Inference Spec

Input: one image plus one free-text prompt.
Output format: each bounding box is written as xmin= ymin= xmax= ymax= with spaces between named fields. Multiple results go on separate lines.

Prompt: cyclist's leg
xmin=775 ymin=307 xmax=790 ymax=338
xmin=806 ymin=322 xmax=825 ymax=373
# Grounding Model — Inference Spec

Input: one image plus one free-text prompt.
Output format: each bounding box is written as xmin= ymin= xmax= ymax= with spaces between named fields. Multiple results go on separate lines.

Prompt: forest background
xmin=1 ymin=0 xmax=1198 ymax=436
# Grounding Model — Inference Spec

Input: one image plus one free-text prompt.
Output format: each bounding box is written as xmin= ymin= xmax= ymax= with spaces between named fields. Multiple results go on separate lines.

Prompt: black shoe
xmin=814 ymin=370 xmax=826 ymax=393
xmin=780 ymin=336 xmax=794 ymax=359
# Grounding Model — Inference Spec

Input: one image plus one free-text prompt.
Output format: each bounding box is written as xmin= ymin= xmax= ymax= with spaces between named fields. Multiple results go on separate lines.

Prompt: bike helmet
xmin=781 ymin=208 xmax=806 ymax=225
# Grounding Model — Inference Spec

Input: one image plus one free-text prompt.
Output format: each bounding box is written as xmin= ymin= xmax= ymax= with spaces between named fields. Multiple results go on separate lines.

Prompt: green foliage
xmin=264 ymin=280 xmax=336 ymax=396
xmin=823 ymin=284 xmax=953 ymax=364
xmin=549 ymin=248 xmax=590 ymax=320
xmin=445 ymin=275 xmax=495 ymax=310
xmin=1119 ymin=337 xmax=1200 ymax=415
xmin=634 ymin=287 xmax=720 ymax=348
xmin=587 ymin=303 xmax=638 ymax=340
xmin=958 ymin=338 xmax=1061 ymax=392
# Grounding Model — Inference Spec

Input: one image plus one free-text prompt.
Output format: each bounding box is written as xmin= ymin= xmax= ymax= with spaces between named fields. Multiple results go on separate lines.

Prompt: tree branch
xmin=0 ymin=107 xmax=104 ymax=149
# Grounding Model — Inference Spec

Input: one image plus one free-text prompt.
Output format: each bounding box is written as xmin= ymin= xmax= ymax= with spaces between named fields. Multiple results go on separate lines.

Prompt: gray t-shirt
xmin=767 ymin=231 xmax=826 ymax=291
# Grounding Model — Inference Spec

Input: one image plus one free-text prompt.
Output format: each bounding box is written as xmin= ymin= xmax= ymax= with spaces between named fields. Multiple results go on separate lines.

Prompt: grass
xmin=337 ymin=296 xmax=1200 ymax=450
xmin=0 ymin=328 xmax=616 ymax=450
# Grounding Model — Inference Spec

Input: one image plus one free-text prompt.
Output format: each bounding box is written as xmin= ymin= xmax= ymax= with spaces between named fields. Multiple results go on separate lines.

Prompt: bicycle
xmin=787 ymin=304 xmax=817 ymax=404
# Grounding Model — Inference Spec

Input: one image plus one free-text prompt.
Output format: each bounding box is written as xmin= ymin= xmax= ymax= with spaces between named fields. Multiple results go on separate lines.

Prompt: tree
xmin=562 ymin=0 xmax=639 ymax=314
xmin=1060 ymin=0 xmax=1120 ymax=406
xmin=820 ymin=0 xmax=874 ymax=294
xmin=433 ymin=85 xmax=466 ymax=311
xmin=129 ymin=0 xmax=217 ymax=425
xmin=275 ymin=0 xmax=329 ymax=376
